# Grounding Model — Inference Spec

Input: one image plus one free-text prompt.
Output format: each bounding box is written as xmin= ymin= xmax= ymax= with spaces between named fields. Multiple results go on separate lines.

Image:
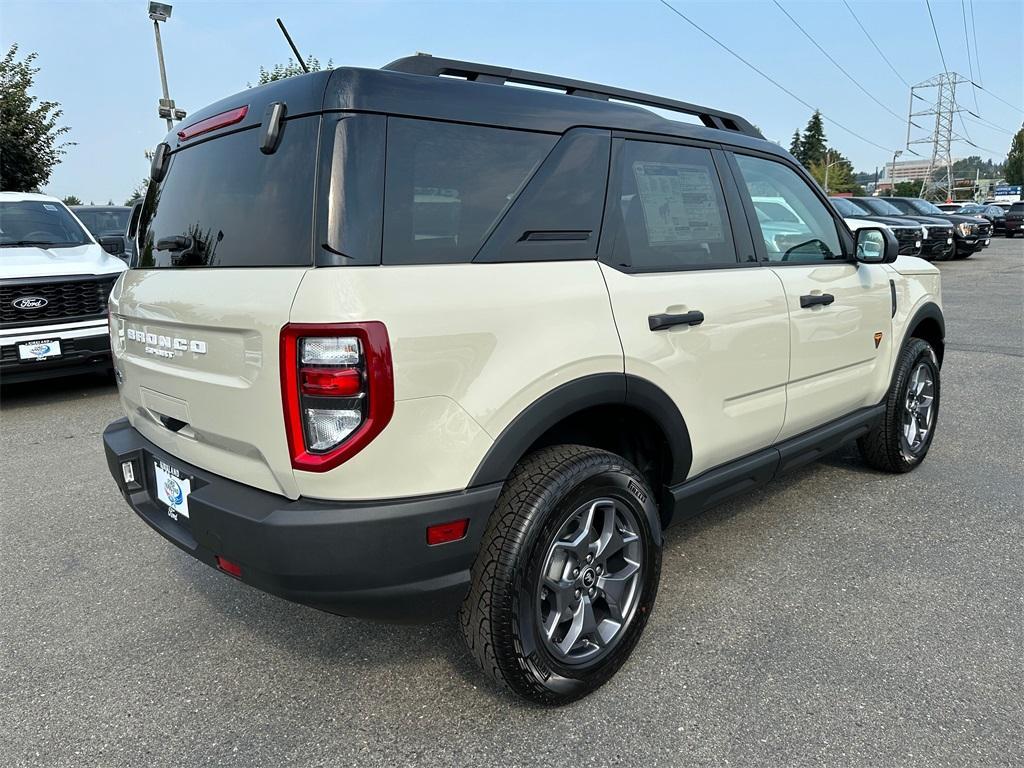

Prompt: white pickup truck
xmin=0 ymin=192 xmax=126 ymax=383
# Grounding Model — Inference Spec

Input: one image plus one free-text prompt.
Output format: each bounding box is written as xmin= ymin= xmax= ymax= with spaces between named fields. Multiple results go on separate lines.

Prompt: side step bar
xmin=666 ymin=404 xmax=884 ymax=523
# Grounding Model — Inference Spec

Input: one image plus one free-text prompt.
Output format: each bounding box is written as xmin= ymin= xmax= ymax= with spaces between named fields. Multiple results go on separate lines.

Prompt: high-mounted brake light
xmin=177 ymin=105 xmax=248 ymax=141
xmin=281 ymin=323 xmax=394 ymax=472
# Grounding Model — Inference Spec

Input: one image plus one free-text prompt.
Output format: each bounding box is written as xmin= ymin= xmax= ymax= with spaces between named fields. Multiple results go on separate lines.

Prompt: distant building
xmin=883 ymin=158 xmax=956 ymax=184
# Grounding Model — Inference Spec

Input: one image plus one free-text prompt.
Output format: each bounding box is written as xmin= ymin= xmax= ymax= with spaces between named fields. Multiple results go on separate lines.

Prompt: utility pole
xmin=148 ymin=3 xmax=186 ymax=132
xmin=906 ymin=72 xmax=970 ymax=201
xmin=889 ymin=149 xmax=903 ymax=196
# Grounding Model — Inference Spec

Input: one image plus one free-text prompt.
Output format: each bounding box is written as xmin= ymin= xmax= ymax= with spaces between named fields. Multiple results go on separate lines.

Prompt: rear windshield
xmin=1010 ymin=203 xmax=1024 ymax=213
xmin=0 ymin=200 xmax=91 ymax=249
xmin=830 ymin=197 xmax=869 ymax=217
xmin=74 ymin=207 xmax=131 ymax=237
xmin=137 ymin=116 xmax=318 ymax=268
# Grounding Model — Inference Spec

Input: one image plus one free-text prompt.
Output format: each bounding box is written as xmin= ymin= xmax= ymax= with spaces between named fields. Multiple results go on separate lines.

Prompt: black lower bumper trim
xmin=103 ymin=418 xmax=502 ymax=622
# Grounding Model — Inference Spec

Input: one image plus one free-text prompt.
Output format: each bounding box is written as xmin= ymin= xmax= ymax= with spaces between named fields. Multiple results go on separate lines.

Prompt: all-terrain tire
xmin=460 ymin=445 xmax=661 ymax=705
xmin=858 ymin=338 xmax=940 ymax=473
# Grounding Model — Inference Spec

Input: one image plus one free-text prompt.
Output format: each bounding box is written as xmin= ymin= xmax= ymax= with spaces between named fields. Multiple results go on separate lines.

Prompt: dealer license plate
xmin=18 ymin=339 xmax=61 ymax=360
xmin=154 ymin=459 xmax=192 ymax=520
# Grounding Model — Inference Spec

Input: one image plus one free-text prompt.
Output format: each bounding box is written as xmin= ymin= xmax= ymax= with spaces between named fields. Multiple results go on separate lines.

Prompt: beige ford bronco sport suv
xmin=103 ymin=55 xmax=944 ymax=704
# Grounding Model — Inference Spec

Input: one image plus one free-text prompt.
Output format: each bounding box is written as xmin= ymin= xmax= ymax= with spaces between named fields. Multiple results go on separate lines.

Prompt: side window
xmin=608 ymin=141 xmax=738 ymax=271
xmin=733 ymin=153 xmax=844 ymax=263
xmin=382 ymin=118 xmax=556 ymax=265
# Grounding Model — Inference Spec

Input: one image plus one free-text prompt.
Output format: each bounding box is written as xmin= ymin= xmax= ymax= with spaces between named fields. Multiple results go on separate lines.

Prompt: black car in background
xmin=71 ymin=205 xmax=132 ymax=261
xmin=829 ymin=197 xmax=923 ymax=256
xmin=958 ymin=203 xmax=1007 ymax=235
xmin=884 ymin=197 xmax=992 ymax=259
xmin=850 ymin=196 xmax=955 ymax=261
xmin=1004 ymin=202 xmax=1024 ymax=238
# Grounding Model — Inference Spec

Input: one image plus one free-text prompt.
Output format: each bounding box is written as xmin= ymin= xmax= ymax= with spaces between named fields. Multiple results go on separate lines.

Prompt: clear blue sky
xmin=2 ymin=0 xmax=1021 ymax=202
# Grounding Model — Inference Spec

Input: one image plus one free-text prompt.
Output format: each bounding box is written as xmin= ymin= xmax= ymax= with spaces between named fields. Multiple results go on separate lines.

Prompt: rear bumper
xmin=0 ymin=320 xmax=111 ymax=383
xmin=103 ymin=418 xmax=501 ymax=622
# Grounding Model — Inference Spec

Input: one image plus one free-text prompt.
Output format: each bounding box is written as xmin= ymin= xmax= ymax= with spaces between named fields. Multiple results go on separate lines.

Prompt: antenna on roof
xmin=276 ymin=18 xmax=309 ymax=73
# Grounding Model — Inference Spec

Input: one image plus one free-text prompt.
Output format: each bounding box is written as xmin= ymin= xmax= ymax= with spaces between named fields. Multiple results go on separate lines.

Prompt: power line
xmin=841 ymin=0 xmax=909 ymax=89
xmin=924 ymin=0 xmax=950 ymax=78
xmin=968 ymin=0 xmax=982 ymax=86
xmin=960 ymin=0 xmax=980 ymax=112
xmin=656 ymin=0 xmax=896 ymax=153
xmin=973 ymin=82 xmax=1024 ymax=114
xmin=773 ymin=0 xmax=903 ymax=123
xmin=963 ymin=114 xmax=1014 ymax=135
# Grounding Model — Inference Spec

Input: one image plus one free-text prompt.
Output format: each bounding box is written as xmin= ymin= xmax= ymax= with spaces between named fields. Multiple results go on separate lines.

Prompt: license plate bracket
xmin=153 ymin=459 xmax=192 ymax=523
xmin=18 ymin=338 xmax=62 ymax=361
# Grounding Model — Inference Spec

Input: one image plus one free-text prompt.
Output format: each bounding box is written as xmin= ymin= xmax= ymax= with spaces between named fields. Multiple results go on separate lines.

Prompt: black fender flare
xmin=903 ymin=301 xmax=945 ymax=365
xmin=468 ymin=373 xmax=693 ymax=489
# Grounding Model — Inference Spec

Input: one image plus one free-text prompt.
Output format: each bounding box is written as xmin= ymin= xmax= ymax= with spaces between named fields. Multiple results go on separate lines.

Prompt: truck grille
xmin=0 ymin=275 xmax=118 ymax=329
xmin=892 ymin=228 xmax=921 ymax=255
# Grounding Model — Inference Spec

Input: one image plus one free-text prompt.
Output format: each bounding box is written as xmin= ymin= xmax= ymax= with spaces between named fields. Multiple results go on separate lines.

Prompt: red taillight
xmin=215 ymin=555 xmax=242 ymax=578
xmin=300 ymin=367 xmax=363 ymax=397
xmin=177 ymin=105 xmax=248 ymax=141
xmin=426 ymin=519 xmax=470 ymax=546
xmin=281 ymin=322 xmax=394 ymax=472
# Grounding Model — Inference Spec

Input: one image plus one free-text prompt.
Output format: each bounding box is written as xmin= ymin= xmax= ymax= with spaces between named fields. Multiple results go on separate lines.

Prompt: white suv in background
xmin=0 ymin=192 xmax=126 ymax=383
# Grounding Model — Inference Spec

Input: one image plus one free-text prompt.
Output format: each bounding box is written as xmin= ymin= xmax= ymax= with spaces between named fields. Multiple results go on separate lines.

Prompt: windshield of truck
xmin=73 ymin=207 xmax=131 ymax=237
xmin=0 ymin=200 xmax=92 ymax=248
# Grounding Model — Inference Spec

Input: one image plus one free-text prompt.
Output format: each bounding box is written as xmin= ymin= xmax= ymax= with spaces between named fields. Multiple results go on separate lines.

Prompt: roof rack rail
xmin=382 ymin=54 xmax=762 ymax=139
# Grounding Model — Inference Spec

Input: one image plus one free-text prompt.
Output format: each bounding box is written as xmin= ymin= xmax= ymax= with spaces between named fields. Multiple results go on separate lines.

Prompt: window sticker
xmin=43 ymin=204 xmax=59 ymax=212
xmin=631 ymin=161 xmax=725 ymax=246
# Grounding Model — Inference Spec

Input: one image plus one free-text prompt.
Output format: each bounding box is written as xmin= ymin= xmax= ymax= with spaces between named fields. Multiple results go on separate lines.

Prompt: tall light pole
xmin=889 ymin=149 xmax=903 ymax=197
xmin=823 ymin=148 xmax=843 ymax=196
xmin=148 ymin=2 xmax=185 ymax=132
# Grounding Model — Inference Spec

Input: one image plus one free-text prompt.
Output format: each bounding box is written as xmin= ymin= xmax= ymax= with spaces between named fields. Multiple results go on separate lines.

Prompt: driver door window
xmin=733 ymin=154 xmax=844 ymax=263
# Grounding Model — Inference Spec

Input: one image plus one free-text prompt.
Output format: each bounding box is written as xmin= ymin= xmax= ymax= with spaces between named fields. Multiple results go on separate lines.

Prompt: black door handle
xmin=800 ymin=293 xmax=835 ymax=309
xmin=649 ymin=311 xmax=705 ymax=331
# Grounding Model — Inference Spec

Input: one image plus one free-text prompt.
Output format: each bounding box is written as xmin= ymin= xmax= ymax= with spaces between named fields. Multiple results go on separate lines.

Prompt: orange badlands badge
xmin=874 ymin=332 xmax=884 ymax=349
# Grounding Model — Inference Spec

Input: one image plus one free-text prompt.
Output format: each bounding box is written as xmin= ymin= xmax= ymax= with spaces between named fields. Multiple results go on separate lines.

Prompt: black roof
xmin=166 ymin=54 xmax=779 ymax=159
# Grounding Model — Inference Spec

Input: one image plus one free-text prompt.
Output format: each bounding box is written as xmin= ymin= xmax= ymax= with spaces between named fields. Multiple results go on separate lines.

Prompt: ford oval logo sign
xmin=12 ymin=296 xmax=48 ymax=310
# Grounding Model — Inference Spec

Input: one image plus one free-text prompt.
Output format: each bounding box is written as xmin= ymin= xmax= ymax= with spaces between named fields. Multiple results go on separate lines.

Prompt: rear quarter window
xmin=137 ymin=115 xmax=319 ymax=268
xmin=382 ymin=118 xmax=557 ymax=265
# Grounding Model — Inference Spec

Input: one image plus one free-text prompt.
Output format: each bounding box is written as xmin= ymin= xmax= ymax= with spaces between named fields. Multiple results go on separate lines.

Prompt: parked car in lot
xmin=102 ymin=55 xmax=945 ymax=704
xmin=958 ymin=203 xmax=1008 ymax=235
xmin=849 ymin=196 xmax=955 ymax=260
xmin=0 ymin=192 xmax=127 ymax=383
xmin=829 ymin=197 xmax=923 ymax=257
xmin=884 ymin=197 xmax=992 ymax=258
xmin=71 ymin=205 xmax=132 ymax=260
xmin=1004 ymin=202 xmax=1024 ymax=237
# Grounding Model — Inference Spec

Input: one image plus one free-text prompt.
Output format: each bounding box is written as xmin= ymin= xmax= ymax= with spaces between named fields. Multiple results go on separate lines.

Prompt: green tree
xmin=125 ymin=178 xmax=149 ymax=205
xmin=0 ymin=44 xmax=72 ymax=191
xmin=253 ymin=56 xmax=332 ymax=86
xmin=800 ymin=110 xmax=827 ymax=168
xmin=61 ymin=194 xmax=82 ymax=206
xmin=809 ymin=148 xmax=862 ymax=195
xmin=1005 ymin=126 xmax=1024 ymax=186
xmin=788 ymin=130 xmax=802 ymax=161
xmin=892 ymin=180 xmax=921 ymax=197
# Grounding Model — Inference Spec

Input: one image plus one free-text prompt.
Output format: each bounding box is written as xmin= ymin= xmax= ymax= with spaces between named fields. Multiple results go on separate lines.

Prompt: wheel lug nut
xmin=572 ymin=568 xmax=580 ymax=577
xmin=574 ymin=589 xmax=581 ymax=599
xmin=586 ymin=554 xmax=594 ymax=563
xmin=596 ymin=565 xmax=602 ymax=574
xmin=588 ymin=587 xmax=596 ymax=597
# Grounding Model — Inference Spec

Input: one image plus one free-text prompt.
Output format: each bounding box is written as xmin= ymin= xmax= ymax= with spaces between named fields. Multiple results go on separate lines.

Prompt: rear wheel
xmin=858 ymin=338 xmax=940 ymax=473
xmin=460 ymin=445 xmax=661 ymax=705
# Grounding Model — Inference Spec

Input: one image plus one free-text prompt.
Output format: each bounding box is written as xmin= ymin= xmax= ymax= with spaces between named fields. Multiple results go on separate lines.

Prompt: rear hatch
xmin=110 ymin=105 xmax=324 ymax=499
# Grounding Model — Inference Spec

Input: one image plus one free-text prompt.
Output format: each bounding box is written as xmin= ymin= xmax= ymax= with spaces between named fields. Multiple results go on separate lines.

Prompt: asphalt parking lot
xmin=2 ymin=239 xmax=1022 ymax=767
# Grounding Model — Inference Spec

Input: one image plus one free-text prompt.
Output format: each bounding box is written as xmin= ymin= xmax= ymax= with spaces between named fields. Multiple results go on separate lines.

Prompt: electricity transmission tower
xmin=906 ymin=72 xmax=971 ymax=200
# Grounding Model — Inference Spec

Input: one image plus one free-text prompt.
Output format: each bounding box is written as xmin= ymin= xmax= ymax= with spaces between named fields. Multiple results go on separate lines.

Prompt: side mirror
xmin=854 ymin=226 xmax=897 ymax=264
xmin=99 ymin=235 xmax=126 ymax=256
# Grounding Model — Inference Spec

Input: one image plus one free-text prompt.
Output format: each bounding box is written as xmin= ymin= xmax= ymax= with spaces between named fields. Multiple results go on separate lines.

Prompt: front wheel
xmin=460 ymin=445 xmax=662 ymax=705
xmin=858 ymin=338 xmax=940 ymax=473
